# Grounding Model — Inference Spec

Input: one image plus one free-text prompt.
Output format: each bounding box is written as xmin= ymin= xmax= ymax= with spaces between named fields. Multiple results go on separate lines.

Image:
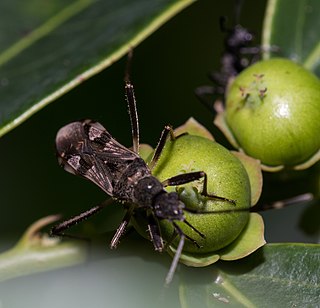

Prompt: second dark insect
xmin=195 ymin=0 xmax=260 ymax=109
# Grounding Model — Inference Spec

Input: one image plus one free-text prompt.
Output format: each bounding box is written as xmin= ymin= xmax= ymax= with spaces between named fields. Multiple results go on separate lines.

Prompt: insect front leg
xmin=146 ymin=213 xmax=164 ymax=252
xmin=148 ymin=125 xmax=175 ymax=170
xmin=163 ymin=219 xmax=204 ymax=251
xmin=149 ymin=123 xmax=189 ymax=170
xmin=162 ymin=171 xmax=236 ymax=205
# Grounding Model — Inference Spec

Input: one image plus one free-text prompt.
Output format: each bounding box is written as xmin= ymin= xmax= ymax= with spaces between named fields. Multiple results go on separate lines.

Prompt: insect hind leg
xmin=50 ymin=198 xmax=113 ymax=237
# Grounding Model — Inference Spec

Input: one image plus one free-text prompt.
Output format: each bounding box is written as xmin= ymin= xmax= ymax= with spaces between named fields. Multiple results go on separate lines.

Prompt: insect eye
xmin=245 ymin=33 xmax=253 ymax=41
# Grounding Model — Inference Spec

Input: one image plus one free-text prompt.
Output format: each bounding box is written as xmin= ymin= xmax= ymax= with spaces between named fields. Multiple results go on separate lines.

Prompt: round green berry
xmin=224 ymin=58 xmax=320 ymax=170
xmin=152 ymin=134 xmax=251 ymax=253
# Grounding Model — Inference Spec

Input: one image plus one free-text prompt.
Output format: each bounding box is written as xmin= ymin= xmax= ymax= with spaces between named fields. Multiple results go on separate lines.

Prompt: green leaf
xmin=167 ymin=213 xmax=265 ymax=267
xmin=179 ymin=243 xmax=320 ymax=307
xmin=231 ymin=152 xmax=263 ymax=206
xmin=0 ymin=216 xmax=87 ymax=282
xmin=218 ymin=213 xmax=265 ymax=261
xmin=0 ymin=0 xmax=194 ymax=137
xmin=262 ymin=0 xmax=320 ymax=75
xmin=174 ymin=117 xmax=215 ymax=141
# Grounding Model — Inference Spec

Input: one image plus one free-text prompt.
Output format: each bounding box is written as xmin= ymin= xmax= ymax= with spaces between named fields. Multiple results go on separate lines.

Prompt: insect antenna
xmin=165 ymin=234 xmax=185 ymax=285
xmin=254 ymin=193 xmax=313 ymax=212
xmin=164 ymin=218 xmax=207 ymax=285
xmin=124 ymin=50 xmax=139 ymax=154
xmin=182 ymin=192 xmax=314 ymax=216
xmin=165 ymin=192 xmax=312 ymax=285
xmin=233 ymin=0 xmax=244 ymax=25
xmin=220 ymin=0 xmax=244 ymax=33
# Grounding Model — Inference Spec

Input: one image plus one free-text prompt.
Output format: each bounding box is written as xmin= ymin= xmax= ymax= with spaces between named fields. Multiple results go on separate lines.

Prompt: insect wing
xmin=55 ymin=120 xmax=139 ymax=195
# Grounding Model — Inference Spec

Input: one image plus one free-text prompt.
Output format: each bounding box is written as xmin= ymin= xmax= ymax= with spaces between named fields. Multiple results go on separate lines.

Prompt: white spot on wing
xmin=68 ymin=155 xmax=81 ymax=169
xmin=88 ymin=126 xmax=103 ymax=140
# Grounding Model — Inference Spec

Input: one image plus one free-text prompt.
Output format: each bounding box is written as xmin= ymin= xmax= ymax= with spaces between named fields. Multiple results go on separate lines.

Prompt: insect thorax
xmin=113 ymin=157 xmax=153 ymax=202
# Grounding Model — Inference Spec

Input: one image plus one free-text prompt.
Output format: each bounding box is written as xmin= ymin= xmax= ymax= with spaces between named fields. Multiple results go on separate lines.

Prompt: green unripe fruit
xmin=225 ymin=58 xmax=320 ymax=170
xmin=152 ymin=134 xmax=251 ymax=254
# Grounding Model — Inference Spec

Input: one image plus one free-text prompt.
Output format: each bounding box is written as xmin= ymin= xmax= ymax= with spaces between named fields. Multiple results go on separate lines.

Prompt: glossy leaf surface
xmin=0 ymin=0 xmax=193 ymax=137
xmin=263 ymin=0 xmax=320 ymax=75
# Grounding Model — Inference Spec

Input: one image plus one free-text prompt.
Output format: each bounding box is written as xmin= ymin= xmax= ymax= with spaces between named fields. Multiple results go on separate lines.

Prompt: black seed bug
xmin=51 ymin=54 xmax=236 ymax=285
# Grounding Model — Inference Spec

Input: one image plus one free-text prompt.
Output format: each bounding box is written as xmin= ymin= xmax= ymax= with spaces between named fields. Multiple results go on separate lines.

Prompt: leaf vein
xmin=0 ymin=0 xmax=93 ymax=67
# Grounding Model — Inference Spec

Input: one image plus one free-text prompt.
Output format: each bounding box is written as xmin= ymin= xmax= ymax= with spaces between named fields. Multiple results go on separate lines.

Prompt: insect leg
xmin=164 ymin=221 xmax=202 ymax=250
xmin=51 ymin=198 xmax=113 ymax=237
xmin=125 ymin=81 xmax=139 ymax=154
xmin=172 ymin=221 xmax=201 ymax=248
xmin=147 ymin=213 xmax=164 ymax=252
xmin=162 ymin=171 xmax=235 ymax=204
xmin=163 ymin=229 xmax=179 ymax=250
xmin=148 ymin=125 xmax=175 ymax=170
xmin=183 ymin=219 xmax=205 ymax=239
xmin=162 ymin=171 xmax=204 ymax=187
xmin=200 ymin=171 xmax=236 ymax=204
xmin=110 ymin=205 xmax=134 ymax=249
